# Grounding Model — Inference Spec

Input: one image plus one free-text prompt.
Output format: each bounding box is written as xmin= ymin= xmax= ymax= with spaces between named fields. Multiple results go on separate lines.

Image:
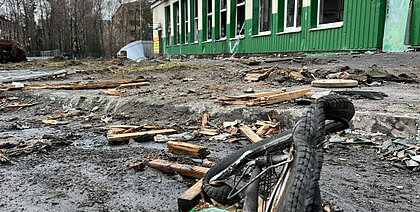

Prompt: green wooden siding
xmin=165 ymin=0 xmax=387 ymax=55
xmin=411 ymin=0 xmax=420 ymax=46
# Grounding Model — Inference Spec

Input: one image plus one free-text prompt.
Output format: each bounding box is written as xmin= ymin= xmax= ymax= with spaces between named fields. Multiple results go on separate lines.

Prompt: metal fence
xmin=40 ymin=49 xmax=60 ymax=57
xmin=141 ymin=40 xmax=154 ymax=58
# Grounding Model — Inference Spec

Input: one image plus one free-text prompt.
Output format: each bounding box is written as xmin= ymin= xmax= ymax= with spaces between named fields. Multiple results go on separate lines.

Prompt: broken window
xmin=259 ymin=0 xmax=271 ymax=32
xmin=236 ymin=0 xmax=245 ymax=36
xmin=165 ymin=5 xmax=171 ymax=46
xmin=194 ymin=0 xmax=199 ymax=42
xmin=182 ymin=0 xmax=188 ymax=43
xmin=174 ymin=2 xmax=180 ymax=44
xmin=220 ymin=0 xmax=227 ymax=39
xmin=207 ymin=0 xmax=213 ymax=40
xmin=318 ymin=0 xmax=344 ymax=25
xmin=285 ymin=0 xmax=302 ymax=30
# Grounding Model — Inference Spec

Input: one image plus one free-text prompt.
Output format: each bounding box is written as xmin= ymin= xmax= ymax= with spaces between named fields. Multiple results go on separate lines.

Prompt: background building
xmin=112 ymin=1 xmax=152 ymax=47
xmin=151 ymin=0 xmax=420 ymax=56
xmin=0 ymin=16 xmax=12 ymax=40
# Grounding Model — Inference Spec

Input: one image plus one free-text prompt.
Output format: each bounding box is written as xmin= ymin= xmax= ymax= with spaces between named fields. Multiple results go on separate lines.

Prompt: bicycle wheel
xmin=202 ymin=95 xmax=355 ymax=207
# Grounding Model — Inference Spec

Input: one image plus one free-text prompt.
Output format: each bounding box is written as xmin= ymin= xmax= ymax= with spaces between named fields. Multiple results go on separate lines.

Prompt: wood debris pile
xmin=217 ymin=89 xmax=313 ymax=106
xmin=115 ymin=113 xmax=287 ymax=211
xmin=244 ymin=65 xmax=308 ymax=83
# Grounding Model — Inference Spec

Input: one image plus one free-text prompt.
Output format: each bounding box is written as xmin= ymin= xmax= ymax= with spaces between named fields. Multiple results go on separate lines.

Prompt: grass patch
xmin=112 ymin=62 xmax=200 ymax=77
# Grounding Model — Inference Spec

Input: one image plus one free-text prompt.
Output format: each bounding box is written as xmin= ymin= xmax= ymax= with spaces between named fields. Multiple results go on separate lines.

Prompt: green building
xmin=151 ymin=0 xmax=420 ymax=55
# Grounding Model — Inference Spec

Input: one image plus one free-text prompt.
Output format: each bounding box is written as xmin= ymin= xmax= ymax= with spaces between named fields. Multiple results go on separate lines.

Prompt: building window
xmin=207 ymin=0 xmax=213 ymax=40
xmin=259 ymin=0 xmax=271 ymax=32
xmin=285 ymin=0 xmax=302 ymax=30
xmin=220 ymin=0 xmax=227 ymax=39
xmin=182 ymin=0 xmax=188 ymax=43
xmin=130 ymin=30 xmax=136 ymax=36
xmin=318 ymin=0 xmax=344 ymax=26
xmin=174 ymin=2 xmax=180 ymax=44
xmin=194 ymin=0 xmax=199 ymax=42
xmin=165 ymin=6 xmax=171 ymax=46
xmin=236 ymin=0 xmax=245 ymax=36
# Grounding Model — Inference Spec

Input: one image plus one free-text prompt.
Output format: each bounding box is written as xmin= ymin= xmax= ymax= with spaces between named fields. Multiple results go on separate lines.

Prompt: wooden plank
xmin=225 ymin=90 xmax=285 ymax=100
xmin=256 ymin=124 xmax=270 ymax=136
xmin=5 ymin=102 xmax=38 ymax=108
xmin=148 ymin=159 xmax=209 ymax=179
xmin=107 ymin=129 xmax=177 ymax=143
xmin=178 ymin=179 xmax=203 ymax=212
xmin=107 ymin=124 xmax=159 ymax=129
xmin=202 ymin=160 xmax=216 ymax=168
xmin=247 ymin=89 xmax=311 ymax=106
xmin=255 ymin=120 xmax=278 ymax=127
xmin=107 ymin=125 xmax=142 ymax=129
xmin=201 ymin=113 xmax=209 ymax=128
xmin=311 ymin=79 xmax=358 ymax=88
xmin=239 ymin=126 xmax=262 ymax=143
xmin=118 ymin=82 xmax=150 ymax=88
xmin=104 ymin=89 xmax=125 ymax=96
xmin=26 ymin=79 xmax=148 ymax=90
xmin=199 ymin=128 xmax=218 ymax=136
xmin=244 ymin=65 xmax=278 ymax=82
xmin=167 ymin=141 xmax=208 ymax=158
xmin=216 ymin=100 xmax=249 ymax=105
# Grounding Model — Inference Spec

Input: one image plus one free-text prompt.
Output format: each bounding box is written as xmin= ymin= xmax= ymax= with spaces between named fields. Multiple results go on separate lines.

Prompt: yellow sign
xmin=153 ymin=30 xmax=160 ymax=54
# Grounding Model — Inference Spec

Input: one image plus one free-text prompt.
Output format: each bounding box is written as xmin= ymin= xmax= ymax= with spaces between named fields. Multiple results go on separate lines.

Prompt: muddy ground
xmin=1 ymin=52 xmax=419 ymax=211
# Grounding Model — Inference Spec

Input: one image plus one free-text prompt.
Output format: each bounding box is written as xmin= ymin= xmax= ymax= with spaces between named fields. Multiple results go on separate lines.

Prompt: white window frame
xmin=235 ymin=0 xmax=245 ymax=37
xmin=284 ymin=0 xmax=301 ymax=33
xmin=259 ymin=0 xmax=271 ymax=33
xmin=316 ymin=0 xmax=344 ymax=30
xmin=219 ymin=0 xmax=227 ymax=39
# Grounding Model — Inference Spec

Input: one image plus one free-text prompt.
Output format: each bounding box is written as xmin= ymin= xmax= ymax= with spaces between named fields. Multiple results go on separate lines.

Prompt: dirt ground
xmin=1 ymin=52 xmax=419 ymax=211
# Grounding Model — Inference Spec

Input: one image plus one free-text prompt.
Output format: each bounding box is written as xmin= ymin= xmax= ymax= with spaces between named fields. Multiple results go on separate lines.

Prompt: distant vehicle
xmin=0 ymin=40 xmax=27 ymax=63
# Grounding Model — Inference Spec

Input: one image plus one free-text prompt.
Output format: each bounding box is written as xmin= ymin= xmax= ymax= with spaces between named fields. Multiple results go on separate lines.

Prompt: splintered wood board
xmin=107 ymin=129 xmax=176 ymax=142
xmin=178 ymin=179 xmax=203 ymax=212
xmin=311 ymin=79 xmax=358 ymax=88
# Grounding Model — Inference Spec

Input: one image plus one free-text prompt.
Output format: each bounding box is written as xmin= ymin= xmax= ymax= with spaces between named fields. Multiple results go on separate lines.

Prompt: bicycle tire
xmin=271 ymin=119 xmax=317 ymax=212
xmin=202 ymin=95 xmax=355 ymax=206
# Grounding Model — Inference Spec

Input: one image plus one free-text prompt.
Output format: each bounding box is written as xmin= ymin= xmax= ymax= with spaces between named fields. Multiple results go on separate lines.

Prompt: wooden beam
xmin=247 ymin=89 xmax=311 ymax=106
xmin=178 ymin=179 xmax=203 ymax=212
xmin=107 ymin=129 xmax=177 ymax=143
xmin=239 ymin=126 xmax=262 ymax=143
xmin=199 ymin=128 xmax=218 ymax=136
xmin=118 ymin=82 xmax=150 ymax=88
xmin=311 ymin=79 xmax=358 ymax=88
xmin=225 ymin=90 xmax=285 ymax=100
xmin=167 ymin=141 xmax=208 ymax=158
xmin=26 ymin=79 xmax=148 ymax=90
xmin=148 ymin=159 xmax=209 ymax=179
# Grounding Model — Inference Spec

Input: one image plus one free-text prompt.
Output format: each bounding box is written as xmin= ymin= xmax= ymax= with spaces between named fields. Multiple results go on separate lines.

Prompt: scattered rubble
xmin=217 ymin=89 xmax=312 ymax=106
xmin=0 ymin=40 xmax=26 ymax=63
xmin=0 ymin=53 xmax=419 ymax=211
